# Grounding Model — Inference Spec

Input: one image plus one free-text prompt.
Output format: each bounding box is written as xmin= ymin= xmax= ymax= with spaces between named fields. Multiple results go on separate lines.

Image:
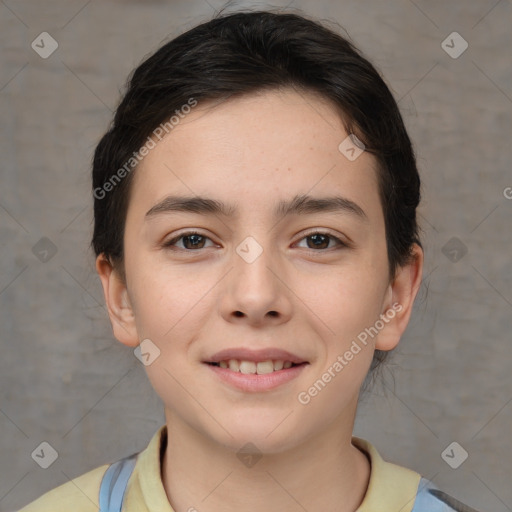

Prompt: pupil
xmin=185 ymin=234 xmax=203 ymax=249
xmin=309 ymin=234 xmax=328 ymax=249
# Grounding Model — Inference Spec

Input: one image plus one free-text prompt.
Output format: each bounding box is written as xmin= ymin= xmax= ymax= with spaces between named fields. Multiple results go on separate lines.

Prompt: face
xmin=98 ymin=88 xmax=421 ymax=453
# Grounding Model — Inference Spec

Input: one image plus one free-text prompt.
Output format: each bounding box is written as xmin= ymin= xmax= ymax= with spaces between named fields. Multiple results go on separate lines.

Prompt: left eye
xmin=295 ymin=232 xmax=345 ymax=250
xmin=163 ymin=231 xmax=345 ymax=251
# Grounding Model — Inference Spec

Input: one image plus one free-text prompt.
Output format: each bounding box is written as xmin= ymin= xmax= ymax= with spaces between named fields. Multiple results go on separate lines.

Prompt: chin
xmin=207 ymin=412 xmax=306 ymax=454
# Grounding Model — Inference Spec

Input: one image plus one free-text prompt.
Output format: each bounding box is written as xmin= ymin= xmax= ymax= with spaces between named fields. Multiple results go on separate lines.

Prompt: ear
xmin=375 ymin=243 xmax=424 ymax=351
xmin=95 ymin=254 xmax=139 ymax=347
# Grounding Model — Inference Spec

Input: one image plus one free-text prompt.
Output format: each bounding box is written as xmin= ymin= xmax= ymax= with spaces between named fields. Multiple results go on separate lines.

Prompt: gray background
xmin=1 ymin=1 xmax=511 ymax=511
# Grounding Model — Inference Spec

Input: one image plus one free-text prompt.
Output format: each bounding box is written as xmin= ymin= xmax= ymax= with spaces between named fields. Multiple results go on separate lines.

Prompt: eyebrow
xmin=145 ymin=193 xmax=368 ymax=222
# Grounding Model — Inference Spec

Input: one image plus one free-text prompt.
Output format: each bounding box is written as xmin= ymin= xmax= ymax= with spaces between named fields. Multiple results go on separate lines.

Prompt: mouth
xmin=202 ymin=348 xmax=310 ymax=392
xmin=205 ymin=359 xmax=307 ymax=374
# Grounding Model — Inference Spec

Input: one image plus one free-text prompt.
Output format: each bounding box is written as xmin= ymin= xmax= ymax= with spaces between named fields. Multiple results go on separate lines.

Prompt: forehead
xmin=128 ymin=88 xmax=381 ymax=223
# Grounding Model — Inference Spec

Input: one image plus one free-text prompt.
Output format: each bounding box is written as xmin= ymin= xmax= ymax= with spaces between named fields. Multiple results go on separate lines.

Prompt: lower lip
xmin=204 ymin=363 xmax=308 ymax=392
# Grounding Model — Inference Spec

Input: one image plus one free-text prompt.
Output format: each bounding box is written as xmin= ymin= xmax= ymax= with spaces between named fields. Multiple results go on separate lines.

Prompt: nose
xmin=219 ymin=241 xmax=293 ymax=327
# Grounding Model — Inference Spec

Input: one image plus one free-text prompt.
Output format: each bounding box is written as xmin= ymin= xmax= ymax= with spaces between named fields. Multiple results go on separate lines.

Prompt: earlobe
xmin=375 ymin=244 xmax=424 ymax=352
xmin=95 ymin=254 xmax=139 ymax=347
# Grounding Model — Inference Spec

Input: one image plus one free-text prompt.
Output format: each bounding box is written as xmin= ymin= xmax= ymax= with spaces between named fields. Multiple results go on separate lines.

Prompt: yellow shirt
xmin=19 ymin=426 xmax=421 ymax=512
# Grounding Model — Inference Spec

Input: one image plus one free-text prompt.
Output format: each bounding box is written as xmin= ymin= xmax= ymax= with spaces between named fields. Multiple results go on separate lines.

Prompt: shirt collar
xmin=127 ymin=426 xmax=421 ymax=512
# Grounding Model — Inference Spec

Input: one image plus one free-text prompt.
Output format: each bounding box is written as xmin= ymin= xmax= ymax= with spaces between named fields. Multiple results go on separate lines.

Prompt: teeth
xmin=239 ymin=361 xmax=256 ymax=374
xmin=216 ymin=359 xmax=298 ymax=373
xmin=273 ymin=360 xmax=284 ymax=371
xmin=256 ymin=361 xmax=274 ymax=374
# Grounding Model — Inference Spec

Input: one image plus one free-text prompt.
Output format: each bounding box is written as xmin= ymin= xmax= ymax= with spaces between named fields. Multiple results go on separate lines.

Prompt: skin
xmin=96 ymin=88 xmax=423 ymax=512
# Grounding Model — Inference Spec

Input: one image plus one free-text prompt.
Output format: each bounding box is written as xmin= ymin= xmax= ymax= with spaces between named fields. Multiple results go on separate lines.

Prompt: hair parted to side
xmin=90 ymin=7 xmax=422 ymax=391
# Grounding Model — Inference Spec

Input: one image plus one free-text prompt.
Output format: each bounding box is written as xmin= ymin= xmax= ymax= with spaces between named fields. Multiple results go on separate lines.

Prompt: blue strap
xmin=99 ymin=454 xmax=138 ymax=512
xmin=411 ymin=477 xmax=481 ymax=512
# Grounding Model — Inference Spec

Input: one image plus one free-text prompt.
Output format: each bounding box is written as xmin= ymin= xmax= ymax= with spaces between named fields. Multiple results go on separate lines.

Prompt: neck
xmin=161 ymin=409 xmax=370 ymax=512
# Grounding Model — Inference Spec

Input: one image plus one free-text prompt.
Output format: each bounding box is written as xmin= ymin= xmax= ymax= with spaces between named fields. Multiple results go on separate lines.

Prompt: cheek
xmin=128 ymin=257 xmax=217 ymax=348
xmin=294 ymin=261 xmax=387 ymax=338
xmin=128 ymin=266 xmax=210 ymax=405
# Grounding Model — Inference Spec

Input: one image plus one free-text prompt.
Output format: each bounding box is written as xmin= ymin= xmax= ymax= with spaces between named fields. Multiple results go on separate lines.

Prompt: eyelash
xmin=162 ymin=230 xmax=348 ymax=252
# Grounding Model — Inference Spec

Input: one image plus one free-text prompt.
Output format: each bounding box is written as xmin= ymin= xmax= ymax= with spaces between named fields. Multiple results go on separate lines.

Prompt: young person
xmin=20 ymin=9 xmax=480 ymax=512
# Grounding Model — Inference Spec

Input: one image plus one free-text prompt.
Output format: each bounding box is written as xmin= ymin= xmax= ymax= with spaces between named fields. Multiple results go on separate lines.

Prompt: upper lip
xmin=205 ymin=348 xmax=308 ymax=364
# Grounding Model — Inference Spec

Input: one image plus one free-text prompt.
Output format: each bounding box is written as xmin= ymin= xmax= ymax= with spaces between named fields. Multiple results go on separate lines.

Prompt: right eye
xmin=162 ymin=231 xmax=218 ymax=251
